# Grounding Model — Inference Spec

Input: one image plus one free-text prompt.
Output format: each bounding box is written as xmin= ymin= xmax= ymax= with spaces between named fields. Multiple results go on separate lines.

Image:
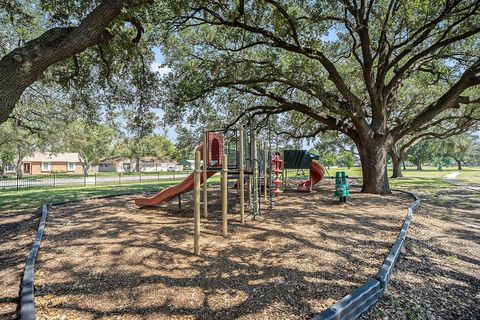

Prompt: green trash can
xmin=334 ymin=171 xmax=349 ymax=202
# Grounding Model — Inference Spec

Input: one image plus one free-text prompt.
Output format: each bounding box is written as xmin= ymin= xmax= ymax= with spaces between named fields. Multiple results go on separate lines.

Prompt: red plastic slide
xmin=297 ymin=162 xmax=326 ymax=192
xmin=135 ymin=143 xmax=219 ymax=207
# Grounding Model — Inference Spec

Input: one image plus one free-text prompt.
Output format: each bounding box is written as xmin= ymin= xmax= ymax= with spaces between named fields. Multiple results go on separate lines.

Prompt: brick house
xmin=20 ymin=153 xmax=83 ymax=175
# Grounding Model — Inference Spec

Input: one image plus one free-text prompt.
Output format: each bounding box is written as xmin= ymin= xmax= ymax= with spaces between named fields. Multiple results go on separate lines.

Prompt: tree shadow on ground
xmin=34 ymin=187 xmax=413 ymax=319
xmin=0 ymin=210 xmax=39 ymax=320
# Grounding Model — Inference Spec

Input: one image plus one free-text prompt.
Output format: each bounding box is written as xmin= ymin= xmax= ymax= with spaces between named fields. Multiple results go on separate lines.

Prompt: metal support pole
xmin=202 ymin=131 xmax=208 ymax=218
xmin=239 ymin=126 xmax=245 ymax=224
xmin=178 ymin=193 xmax=182 ymax=209
xmin=221 ymin=153 xmax=228 ymax=236
xmin=253 ymin=133 xmax=259 ymax=217
xmin=246 ymin=133 xmax=252 ymax=207
xmin=84 ymin=174 xmax=86 ymax=187
xmin=94 ymin=173 xmax=97 ymax=186
xmin=263 ymin=143 xmax=267 ymax=201
xmin=194 ymin=149 xmax=201 ymax=255
xmin=53 ymin=173 xmax=56 ymax=188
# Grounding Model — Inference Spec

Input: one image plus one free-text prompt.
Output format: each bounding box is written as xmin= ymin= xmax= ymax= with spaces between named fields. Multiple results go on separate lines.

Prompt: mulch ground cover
xmin=363 ymin=186 xmax=480 ymax=320
xmin=33 ymin=181 xmax=412 ymax=319
xmin=0 ymin=210 xmax=39 ymax=319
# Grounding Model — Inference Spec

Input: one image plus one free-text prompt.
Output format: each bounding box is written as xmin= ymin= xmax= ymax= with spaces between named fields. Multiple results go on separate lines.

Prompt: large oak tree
xmin=0 ymin=0 xmax=160 ymax=125
xmin=163 ymin=0 xmax=480 ymax=194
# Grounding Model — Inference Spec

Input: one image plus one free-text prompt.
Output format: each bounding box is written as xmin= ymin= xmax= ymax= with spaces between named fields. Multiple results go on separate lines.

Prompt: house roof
xmin=179 ymin=160 xmax=195 ymax=164
xmin=99 ymin=157 xmax=177 ymax=164
xmin=23 ymin=153 xmax=80 ymax=162
xmin=100 ymin=157 xmax=129 ymax=164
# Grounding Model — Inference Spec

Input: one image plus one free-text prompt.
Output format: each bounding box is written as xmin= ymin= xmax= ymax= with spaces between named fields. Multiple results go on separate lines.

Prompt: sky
xmin=150 ymin=47 xmax=177 ymax=141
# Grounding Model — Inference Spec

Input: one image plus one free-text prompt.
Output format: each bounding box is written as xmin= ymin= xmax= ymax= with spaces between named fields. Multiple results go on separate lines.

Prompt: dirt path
xmin=34 ymin=183 xmax=411 ymax=319
xmin=0 ymin=211 xmax=39 ymax=319
xmin=364 ymin=185 xmax=480 ymax=319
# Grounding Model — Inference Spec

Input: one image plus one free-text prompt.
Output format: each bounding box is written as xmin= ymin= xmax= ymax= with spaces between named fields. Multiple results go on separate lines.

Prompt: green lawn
xmin=2 ymin=165 xmax=478 ymax=215
xmin=301 ymin=165 xmax=480 ymax=191
xmin=0 ymin=181 xmax=173 ymax=214
xmin=284 ymin=164 xmax=480 ymax=189
xmin=457 ymin=168 xmax=480 ymax=186
xmin=1 ymin=170 xmax=192 ymax=180
xmin=0 ymin=175 xmax=222 ymax=215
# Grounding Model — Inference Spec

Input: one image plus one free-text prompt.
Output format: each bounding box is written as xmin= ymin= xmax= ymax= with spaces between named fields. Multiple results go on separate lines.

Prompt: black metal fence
xmin=0 ymin=171 xmax=193 ymax=191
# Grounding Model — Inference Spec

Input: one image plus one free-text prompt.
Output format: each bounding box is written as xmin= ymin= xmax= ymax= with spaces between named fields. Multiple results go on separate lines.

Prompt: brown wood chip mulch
xmin=0 ymin=210 xmax=39 ymax=319
xmin=32 ymin=181 xmax=411 ymax=319
xmin=363 ymin=187 xmax=480 ymax=320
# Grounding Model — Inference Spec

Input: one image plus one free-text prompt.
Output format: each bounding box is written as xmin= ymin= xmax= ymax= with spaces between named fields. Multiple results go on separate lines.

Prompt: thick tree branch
xmin=0 ymin=0 xmax=152 ymax=125
xmin=181 ymin=6 xmax=364 ymax=111
xmin=390 ymin=58 xmax=480 ymax=139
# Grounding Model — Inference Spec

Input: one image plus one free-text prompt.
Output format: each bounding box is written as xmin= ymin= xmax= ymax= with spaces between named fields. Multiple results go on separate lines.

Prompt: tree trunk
xmin=15 ymin=159 xmax=23 ymax=179
xmin=83 ymin=165 xmax=90 ymax=176
xmin=357 ymin=141 xmax=391 ymax=194
xmin=415 ymin=158 xmax=422 ymax=170
xmin=456 ymin=159 xmax=462 ymax=170
xmin=136 ymin=156 xmax=141 ymax=173
xmin=437 ymin=159 xmax=443 ymax=171
xmin=390 ymin=151 xmax=404 ymax=178
xmin=402 ymin=161 xmax=406 ymax=170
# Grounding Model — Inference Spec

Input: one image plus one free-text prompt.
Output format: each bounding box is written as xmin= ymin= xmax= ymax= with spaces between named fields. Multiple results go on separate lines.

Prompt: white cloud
xmin=151 ymin=62 xmax=172 ymax=75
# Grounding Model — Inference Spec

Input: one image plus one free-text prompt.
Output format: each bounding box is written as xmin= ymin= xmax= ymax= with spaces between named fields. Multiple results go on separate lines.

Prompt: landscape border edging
xmin=312 ymin=190 xmax=420 ymax=320
xmin=20 ymin=204 xmax=48 ymax=320
xmin=19 ymin=191 xmax=140 ymax=320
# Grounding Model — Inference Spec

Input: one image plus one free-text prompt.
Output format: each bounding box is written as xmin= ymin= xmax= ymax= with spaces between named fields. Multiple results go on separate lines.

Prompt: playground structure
xmin=272 ymin=153 xmax=283 ymax=196
xmin=135 ymin=118 xmax=278 ymax=254
xmin=135 ymin=113 xmax=347 ymax=256
xmin=135 ymin=139 xmax=333 ymax=254
xmin=282 ymin=150 xmax=326 ymax=192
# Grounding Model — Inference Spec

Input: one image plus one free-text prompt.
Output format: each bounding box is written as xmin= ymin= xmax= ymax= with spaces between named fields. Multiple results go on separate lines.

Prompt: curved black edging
xmin=20 ymin=204 xmax=48 ymax=320
xmin=312 ymin=190 xmax=420 ymax=320
xmin=19 ymin=192 xmax=138 ymax=320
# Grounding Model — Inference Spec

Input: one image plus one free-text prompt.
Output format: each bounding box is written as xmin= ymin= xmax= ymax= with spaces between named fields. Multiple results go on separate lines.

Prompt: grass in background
xmin=317 ymin=165 xmax=480 ymax=191
xmin=458 ymin=168 xmax=480 ymax=186
xmin=0 ymin=181 xmax=173 ymax=214
xmin=0 ymin=175 xmax=222 ymax=214
xmin=1 ymin=170 xmax=193 ymax=180
xmin=2 ymin=165 xmax=478 ymax=215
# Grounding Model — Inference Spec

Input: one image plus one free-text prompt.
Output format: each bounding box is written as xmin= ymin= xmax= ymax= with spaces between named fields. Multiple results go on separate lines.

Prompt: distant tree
xmin=0 ymin=123 xmax=40 ymax=178
xmin=431 ymin=140 xmax=453 ymax=171
xmin=64 ymin=122 xmax=117 ymax=175
xmin=445 ymin=134 xmax=474 ymax=170
xmin=312 ymin=131 xmax=357 ymax=170
xmin=0 ymin=96 xmax=68 ymax=176
xmin=389 ymin=109 xmax=479 ymax=177
xmin=322 ymin=154 xmax=337 ymax=170
xmin=147 ymin=135 xmax=177 ymax=160
xmin=172 ymin=126 xmax=198 ymax=161
xmin=406 ymin=140 xmax=436 ymax=171
xmin=338 ymin=152 xmax=355 ymax=169
xmin=471 ymin=134 xmax=480 ymax=166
